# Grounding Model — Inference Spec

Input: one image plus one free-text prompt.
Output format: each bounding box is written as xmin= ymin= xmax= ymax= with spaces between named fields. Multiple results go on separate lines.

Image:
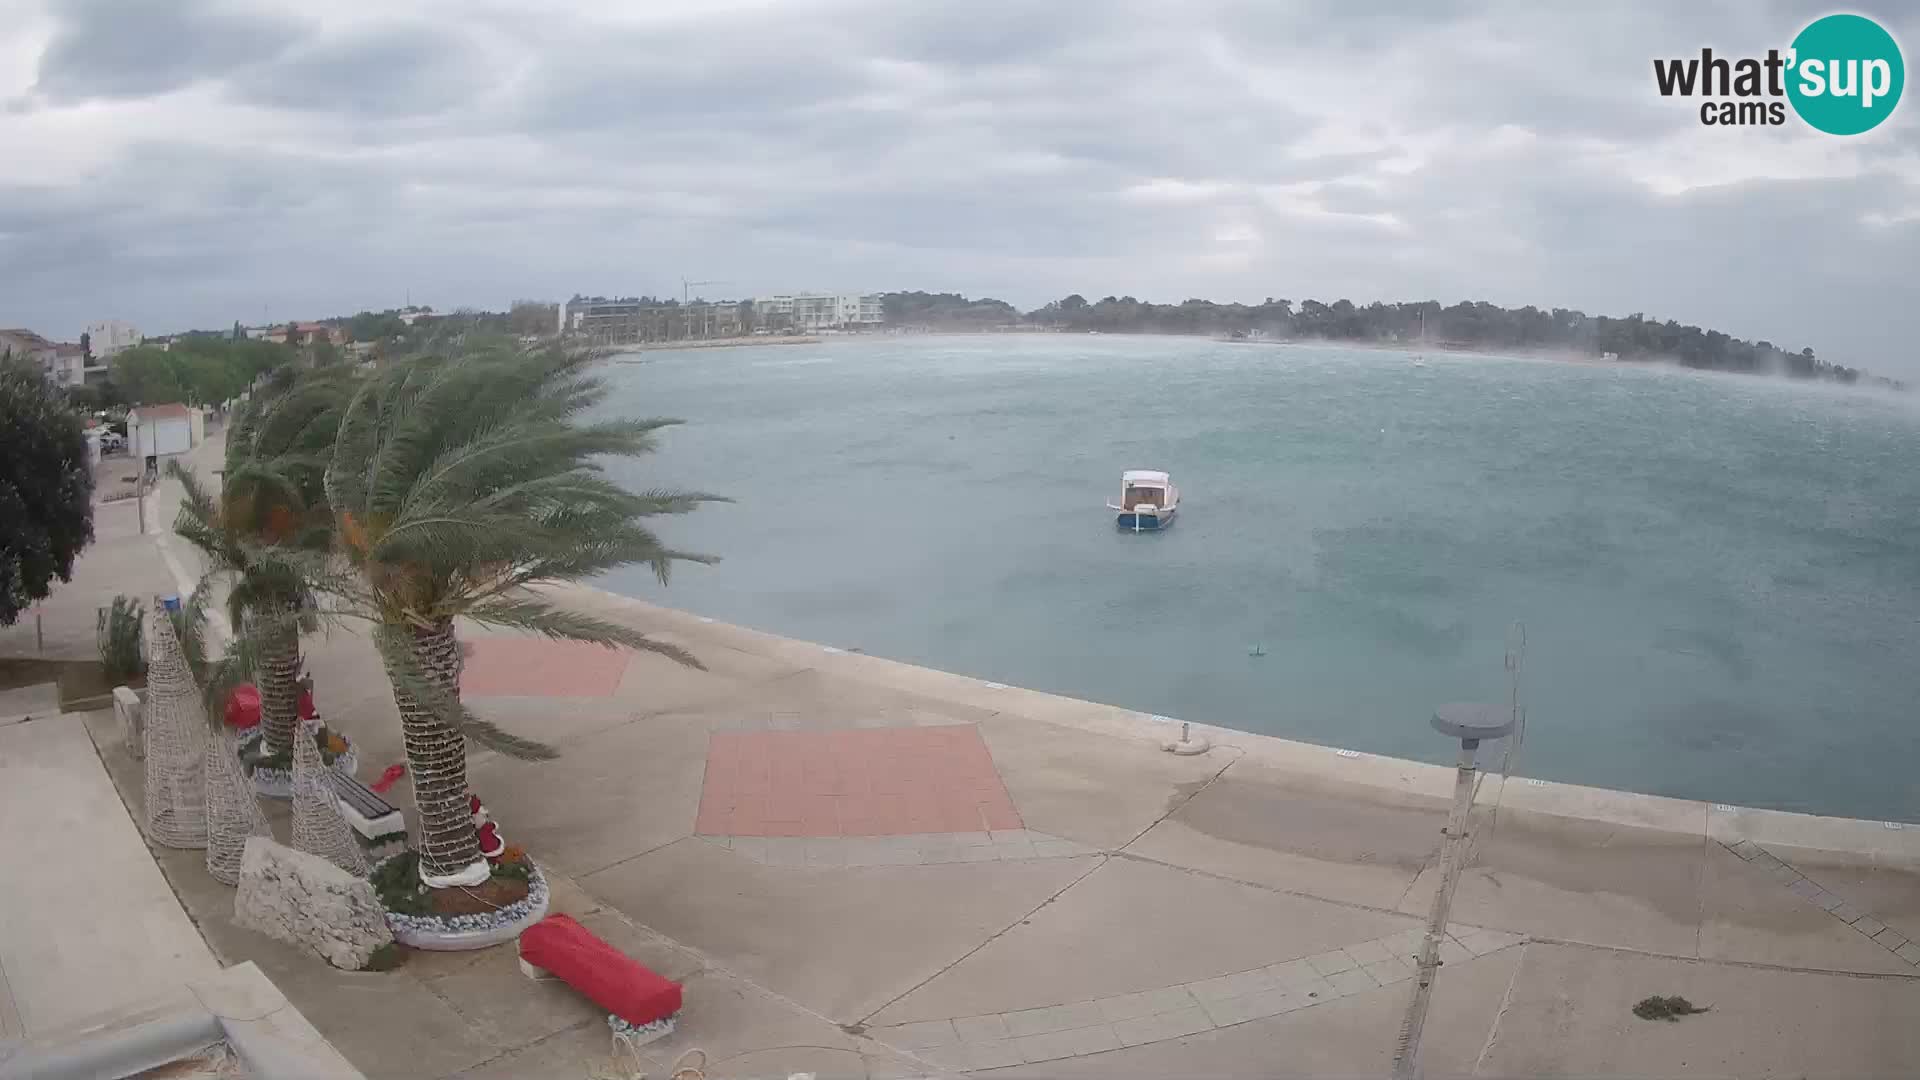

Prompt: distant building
xmin=129 ymin=403 xmax=200 ymax=458
xmin=49 ymin=343 xmax=89 ymax=386
xmin=1 ymin=328 xmax=59 ymax=381
xmin=256 ymin=322 xmax=346 ymax=346
xmin=753 ymin=293 xmax=883 ymax=331
xmin=559 ymin=296 xmax=648 ymax=336
xmin=558 ymin=296 xmax=746 ymax=342
xmin=85 ymin=319 xmax=141 ymax=358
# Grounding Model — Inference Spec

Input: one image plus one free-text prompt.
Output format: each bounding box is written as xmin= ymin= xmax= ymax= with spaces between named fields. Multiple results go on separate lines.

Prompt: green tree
xmin=0 ymin=358 xmax=94 ymax=625
xmin=170 ymin=368 xmax=349 ymax=758
xmin=322 ymin=343 xmax=724 ymax=888
xmin=507 ymin=301 xmax=557 ymax=338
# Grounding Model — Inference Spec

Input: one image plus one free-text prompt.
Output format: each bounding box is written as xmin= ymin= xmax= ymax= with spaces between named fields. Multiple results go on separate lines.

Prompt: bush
xmin=97 ymin=596 xmax=145 ymax=682
xmin=1 ymin=360 xmax=94 ymax=625
xmin=370 ymin=851 xmax=430 ymax=916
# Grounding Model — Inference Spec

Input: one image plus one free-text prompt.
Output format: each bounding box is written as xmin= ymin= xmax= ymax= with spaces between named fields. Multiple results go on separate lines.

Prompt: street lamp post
xmin=1391 ymin=702 xmax=1515 ymax=1080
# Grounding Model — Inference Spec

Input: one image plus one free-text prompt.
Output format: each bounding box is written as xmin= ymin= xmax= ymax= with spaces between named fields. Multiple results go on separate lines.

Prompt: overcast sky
xmin=3 ymin=0 xmax=1916 ymax=374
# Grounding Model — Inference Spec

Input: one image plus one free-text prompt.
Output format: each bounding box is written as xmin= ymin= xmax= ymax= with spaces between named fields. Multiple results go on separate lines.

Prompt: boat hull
xmin=1115 ymin=508 xmax=1175 ymax=532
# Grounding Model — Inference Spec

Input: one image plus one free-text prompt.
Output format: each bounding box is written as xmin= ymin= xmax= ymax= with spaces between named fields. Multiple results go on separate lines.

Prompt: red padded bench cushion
xmin=519 ymin=914 xmax=683 ymax=1026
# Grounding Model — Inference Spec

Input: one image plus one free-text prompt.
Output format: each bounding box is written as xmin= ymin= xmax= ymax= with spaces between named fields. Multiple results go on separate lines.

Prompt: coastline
xmin=611 ymin=335 xmax=822 ymax=359
xmin=549 ymin=581 xmax=1920 ymax=860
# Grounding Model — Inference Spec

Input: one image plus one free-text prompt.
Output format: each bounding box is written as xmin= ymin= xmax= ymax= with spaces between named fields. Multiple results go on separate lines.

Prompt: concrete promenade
xmin=5 ymin=431 xmax=1918 ymax=1077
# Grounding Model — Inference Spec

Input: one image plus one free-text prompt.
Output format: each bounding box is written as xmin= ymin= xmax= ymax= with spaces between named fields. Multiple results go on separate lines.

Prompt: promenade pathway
xmin=8 ymin=430 xmax=1918 ymax=1077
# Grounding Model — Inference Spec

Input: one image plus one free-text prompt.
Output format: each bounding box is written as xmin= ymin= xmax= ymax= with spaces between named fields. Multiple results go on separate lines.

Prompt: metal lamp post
xmin=1391 ymin=702 xmax=1515 ymax=1080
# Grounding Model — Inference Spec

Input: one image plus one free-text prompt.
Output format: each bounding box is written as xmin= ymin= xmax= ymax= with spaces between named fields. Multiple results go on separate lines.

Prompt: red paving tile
xmin=460 ymin=637 xmax=632 ymax=697
xmin=696 ymin=724 xmax=1023 ymax=838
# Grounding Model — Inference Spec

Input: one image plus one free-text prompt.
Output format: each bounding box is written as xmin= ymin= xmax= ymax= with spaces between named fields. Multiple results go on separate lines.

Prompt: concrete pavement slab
xmin=702 ymin=666 xmax=1002 ymax=732
xmin=582 ymin=835 xmax=1098 ymax=1022
xmin=140 ymin=841 xmax=508 ymax=1080
xmin=453 ymin=962 xmax=927 ymax=1080
xmin=979 ymin=945 xmax=1524 ymax=1079
xmin=0 ymin=714 xmax=220 ymax=1040
xmin=977 ymin=711 xmax=1229 ymax=851
xmin=1475 ymin=941 xmax=1920 ymax=1077
xmin=1760 ymin=845 xmax=1920 ymax=947
xmin=0 ymin=532 xmax=171 ymax=663
xmin=1397 ymin=806 xmax=1709 ymax=955
xmin=870 ymin=855 xmax=1416 ymax=1026
xmin=1125 ymin=757 xmax=1445 ymax=909
xmin=1698 ymin=842 xmax=1913 ymax=974
xmin=464 ymin=710 xmax=712 ymax=878
xmin=0 ymin=682 xmax=59 ymax=725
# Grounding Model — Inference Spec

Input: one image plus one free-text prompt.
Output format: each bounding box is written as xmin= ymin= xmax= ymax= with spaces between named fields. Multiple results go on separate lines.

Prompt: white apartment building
xmin=85 ymin=319 xmax=141 ymax=358
xmin=753 ymin=293 xmax=884 ymax=331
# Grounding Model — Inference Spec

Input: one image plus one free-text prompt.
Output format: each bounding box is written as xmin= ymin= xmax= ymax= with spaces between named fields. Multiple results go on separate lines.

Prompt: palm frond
xmin=465 ymin=596 xmax=704 ymax=669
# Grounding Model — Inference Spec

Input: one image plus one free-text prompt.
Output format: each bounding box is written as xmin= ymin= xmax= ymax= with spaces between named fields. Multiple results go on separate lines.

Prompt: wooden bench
xmin=327 ymin=771 xmax=407 ymax=860
xmin=518 ymin=914 xmax=683 ymax=1048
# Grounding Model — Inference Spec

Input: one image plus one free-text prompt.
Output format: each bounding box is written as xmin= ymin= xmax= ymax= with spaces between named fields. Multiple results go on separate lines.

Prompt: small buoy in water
xmin=1249 ymin=644 xmax=1267 ymax=657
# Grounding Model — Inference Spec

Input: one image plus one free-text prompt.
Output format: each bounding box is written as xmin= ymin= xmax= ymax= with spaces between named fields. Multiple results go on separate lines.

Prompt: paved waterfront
xmin=5 ymin=432 xmax=1918 ymax=1077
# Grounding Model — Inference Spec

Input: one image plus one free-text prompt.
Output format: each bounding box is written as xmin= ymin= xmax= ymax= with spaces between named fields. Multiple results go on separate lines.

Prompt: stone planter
xmin=376 ymin=855 xmax=551 ymax=952
xmin=113 ymin=686 xmax=146 ymax=759
xmin=236 ymin=727 xmax=360 ymax=799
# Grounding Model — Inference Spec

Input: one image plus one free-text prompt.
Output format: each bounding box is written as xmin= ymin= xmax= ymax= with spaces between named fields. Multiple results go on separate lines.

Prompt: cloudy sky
xmin=3 ymin=0 xmax=1917 ymax=374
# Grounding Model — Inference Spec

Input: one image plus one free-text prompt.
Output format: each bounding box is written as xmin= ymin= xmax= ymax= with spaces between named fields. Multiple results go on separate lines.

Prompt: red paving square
xmin=460 ymin=637 xmax=632 ymax=697
xmin=696 ymin=725 xmax=1023 ymax=837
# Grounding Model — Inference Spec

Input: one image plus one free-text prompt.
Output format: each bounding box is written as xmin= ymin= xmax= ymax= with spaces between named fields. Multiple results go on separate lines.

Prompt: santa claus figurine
xmin=468 ymin=792 xmax=507 ymax=862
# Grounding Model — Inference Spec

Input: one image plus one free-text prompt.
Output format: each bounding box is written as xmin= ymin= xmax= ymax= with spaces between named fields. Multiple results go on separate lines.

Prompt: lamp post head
xmin=1432 ymin=702 xmax=1514 ymax=747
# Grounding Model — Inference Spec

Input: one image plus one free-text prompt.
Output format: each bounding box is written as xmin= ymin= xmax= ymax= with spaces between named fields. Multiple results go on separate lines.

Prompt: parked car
xmin=99 ymin=431 xmax=126 ymax=453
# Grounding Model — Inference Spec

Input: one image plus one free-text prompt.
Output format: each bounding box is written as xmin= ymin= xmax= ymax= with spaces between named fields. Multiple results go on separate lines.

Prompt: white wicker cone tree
xmin=205 ymin=727 xmax=272 ymax=885
xmin=291 ymin=717 xmax=367 ymax=875
xmin=143 ymin=597 xmax=208 ymax=849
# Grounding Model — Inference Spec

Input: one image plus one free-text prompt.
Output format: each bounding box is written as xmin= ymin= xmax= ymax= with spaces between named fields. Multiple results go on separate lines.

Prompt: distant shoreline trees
xmin=882 ymin=292 xmax=1897 ymax=388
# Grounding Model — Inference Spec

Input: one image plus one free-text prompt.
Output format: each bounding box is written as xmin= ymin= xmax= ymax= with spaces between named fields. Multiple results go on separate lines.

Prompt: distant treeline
xmin=882 ymin=292 xmax=1896 ymax=388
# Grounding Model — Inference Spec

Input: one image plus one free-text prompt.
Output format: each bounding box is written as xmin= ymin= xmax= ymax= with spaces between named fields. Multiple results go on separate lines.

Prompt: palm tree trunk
xmin=386 ymin=619 xmax=481 ymax=882
xmin=256 ymin=612 xmax=303 ymax=757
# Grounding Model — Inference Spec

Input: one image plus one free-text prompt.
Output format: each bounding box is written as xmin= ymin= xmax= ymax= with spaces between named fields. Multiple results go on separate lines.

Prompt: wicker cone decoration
xmin=291 ymin=718 xmax=368 ymax=875
xmin=143 ymin=598 xmax=208 ymax=849
xmin=204 ymin=728 xmax=271 ymax=885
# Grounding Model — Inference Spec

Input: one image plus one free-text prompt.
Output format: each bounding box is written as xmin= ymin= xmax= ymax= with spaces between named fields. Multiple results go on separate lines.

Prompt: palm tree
xmin=323 ymin=342 xmax=721 ymax=889
xmin=171 ymin=369 xmax=347 ymax=763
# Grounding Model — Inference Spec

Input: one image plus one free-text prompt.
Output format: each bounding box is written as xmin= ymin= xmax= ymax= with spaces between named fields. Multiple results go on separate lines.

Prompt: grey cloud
xmin=226 ymin=27 xmax=491 ymax=117
xmin=4 ymin=0 xmax=1919 ymax=378
xmin=32 ymin=0 xmax=304 ymax=103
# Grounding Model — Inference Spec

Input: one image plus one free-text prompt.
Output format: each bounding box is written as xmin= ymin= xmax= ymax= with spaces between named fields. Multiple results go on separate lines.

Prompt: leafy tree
xmin=80 ymin=332 xmax=92 ymax=363
xmin=322 ymin=343 xmax=724 ymax=888
xmin=507 ymin=300 xmax=558 ymax=337
xmin=348 ymin=311 xmax=409 ymax=343
xmin=113 ymin=339 xmax=294 ymax=406
xmin=1009 ymin=293 xmax=1883 ymax=384
xmin=882 ymin=291 xmax=1022 ymax=328
xmin=0 ymin=358 xmax=94 ymax=625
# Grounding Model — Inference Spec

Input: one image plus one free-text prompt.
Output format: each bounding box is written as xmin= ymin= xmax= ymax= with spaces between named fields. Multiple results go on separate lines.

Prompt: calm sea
xmin=595 ymin=334 xmax=1920 ymax=821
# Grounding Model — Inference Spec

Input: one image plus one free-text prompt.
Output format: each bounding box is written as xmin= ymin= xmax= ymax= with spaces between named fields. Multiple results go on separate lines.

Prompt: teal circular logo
xmin=1786 ymin=14 xmax=1904 ymax=135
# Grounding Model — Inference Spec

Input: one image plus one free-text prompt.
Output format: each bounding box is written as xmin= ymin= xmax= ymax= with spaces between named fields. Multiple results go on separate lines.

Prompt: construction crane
xmin=681 ymin=279 xmax=730 ymax=303
xmin=681 ymin=279 xmax=736 ymax=338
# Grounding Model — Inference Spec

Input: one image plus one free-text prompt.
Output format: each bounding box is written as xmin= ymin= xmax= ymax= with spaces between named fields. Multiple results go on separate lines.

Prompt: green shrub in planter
xmin=97 ymin=595 xmax=145 ymax=682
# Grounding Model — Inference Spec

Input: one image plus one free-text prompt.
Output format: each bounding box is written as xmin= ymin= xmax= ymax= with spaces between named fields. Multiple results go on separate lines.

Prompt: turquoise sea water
xmin=595 ymin=335 xmax=1920 ymax=821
